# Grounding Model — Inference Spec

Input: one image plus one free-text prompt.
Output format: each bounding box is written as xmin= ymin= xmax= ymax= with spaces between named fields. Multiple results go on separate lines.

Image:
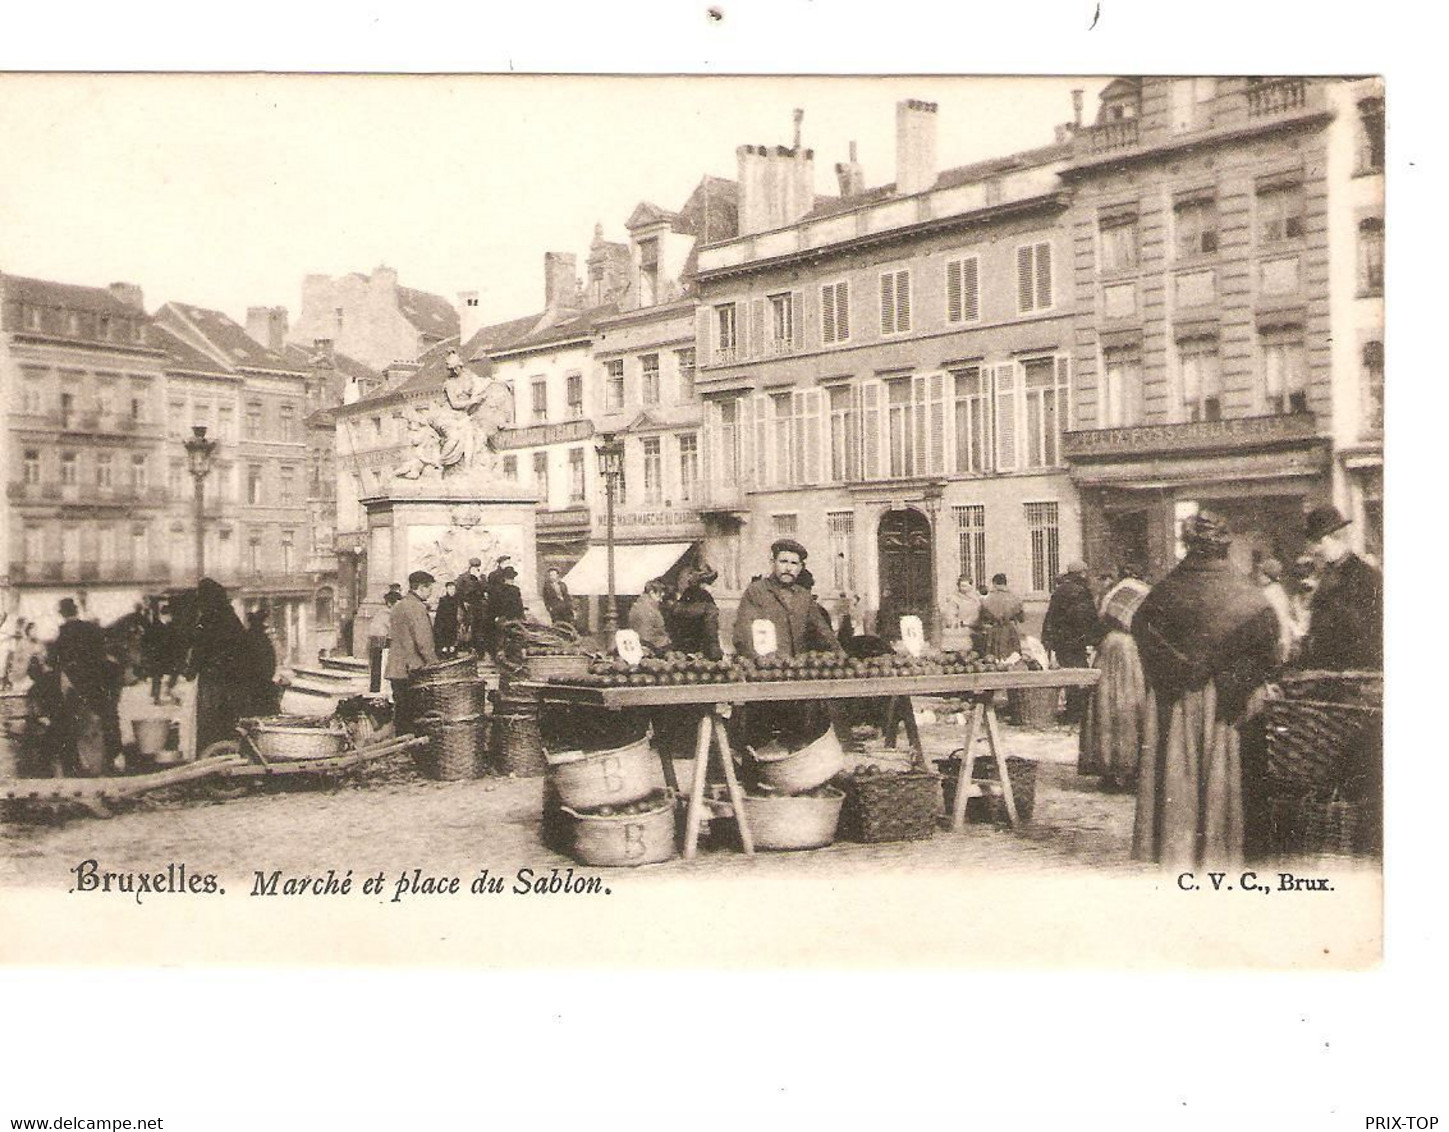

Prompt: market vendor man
xmin=732 ymin=538 xmax=843 ymax=748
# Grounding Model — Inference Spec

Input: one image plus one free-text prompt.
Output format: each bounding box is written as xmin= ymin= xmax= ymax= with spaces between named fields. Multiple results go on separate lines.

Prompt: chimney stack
xmin=1072 ymin=88 xmax=1084 ymax=128
xmin=457 ymin=291 xmax=483 ymax=345
xmin=543 ymin=252 xmax=580 ymax=313
xmin=736 ymin=109 xmax=817 ymax=237
xmin=834 ymin=140 xmax=866 ymax=199
xmin=895 ymin=99 xmax=939 ymax=197
xmin=245 ymin=305 xmax=289 ymax=351
xmin=108 ymin=282 xmax=145 ymax=312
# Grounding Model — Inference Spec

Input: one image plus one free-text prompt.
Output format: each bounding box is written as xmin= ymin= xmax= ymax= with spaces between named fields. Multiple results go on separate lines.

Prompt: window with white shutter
xmin=753 ymin=393 xmax=771 ymax=486
xmin=802 ymin=388 xmax=823 ymax=484
xmin=994 ymin=365 xmax=1018 ymax=471
xmin=946 ymin=257 xmax=980 ymax=324
xmin=1016 ymin=242 xmax=1053 ymax=314
xmin=880 ymin=269 xmax=911 ymax=335
xmin=926 ymin=373 xmax=947 ymax=474
xmin=749 ymin=299 xmax=766 ymax=360
xmin=860 ymin=381 xmax=882 ymax=479
xmin=738 ymin=397 xmax=756 ymax=488
xmin=772 ymin=392 xmax=794 ymax=486
xmin=821 ymin=281 xmax=850 ymax=344
xmin=952 ymin=368 xmax=990 ymax=474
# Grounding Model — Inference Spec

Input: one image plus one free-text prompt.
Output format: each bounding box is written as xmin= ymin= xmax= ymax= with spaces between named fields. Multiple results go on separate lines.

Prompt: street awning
xmin=562 ymin=542 xmax=695 ymax=597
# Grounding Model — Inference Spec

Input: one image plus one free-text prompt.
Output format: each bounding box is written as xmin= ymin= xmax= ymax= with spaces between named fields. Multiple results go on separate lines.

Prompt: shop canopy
xmin=562 ymin=542 xmax=695 ymax=597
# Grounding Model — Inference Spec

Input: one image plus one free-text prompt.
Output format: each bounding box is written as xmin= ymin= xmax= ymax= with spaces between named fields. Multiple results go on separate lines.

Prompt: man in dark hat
xmin=454 ymin=557 xmax=485 ymax=651
xmin=51 ymin=596 xmax=122 ymax=774
xmin=1298 ymin=504 xmax=1382 ymax=671
xmin=485 ymin=565 xmax=526 ymax=656
xmin=384 ymin=570 xmax=439 ymax=733
xmin=1042 ymin=558 xmax=1102 ymax=723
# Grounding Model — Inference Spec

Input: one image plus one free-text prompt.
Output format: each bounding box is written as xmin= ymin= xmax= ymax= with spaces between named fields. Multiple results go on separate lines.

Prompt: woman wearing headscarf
xmin=1078 ymin=566 xmax=1152 ymax=790
xmin=1131 ymin=513 xmax=1280 ymax=867
xmin=665 ymin=564 xmax=723 ymax=660
xmin=238 ymin=607 xmax=280 ymax=719
xmin=186 ymin=577 xmax=249 ymax=755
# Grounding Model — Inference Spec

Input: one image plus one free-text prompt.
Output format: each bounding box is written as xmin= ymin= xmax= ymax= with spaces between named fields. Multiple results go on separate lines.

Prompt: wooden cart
xmin=522 ymin=668 xmax=1100 ymax=859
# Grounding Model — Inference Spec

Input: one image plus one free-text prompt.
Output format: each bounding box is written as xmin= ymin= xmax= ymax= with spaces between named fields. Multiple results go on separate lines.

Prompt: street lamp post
xmin=595 ymin=432 xmax=625 ymax=639
xmin=183 ymin=425 xmax=218 ymax=583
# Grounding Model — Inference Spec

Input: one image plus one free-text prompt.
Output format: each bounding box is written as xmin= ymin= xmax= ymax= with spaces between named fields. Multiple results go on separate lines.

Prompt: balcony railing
xmin=713 ymin=346 xmax=739 ymax=366
xmin=1247 ymin=78 xmax=1308 ymax=119
xmin=1081 ymin=117 xmax=1140 ymax=155
xmin=1061 ymin=411 xmax=1320 ymax=461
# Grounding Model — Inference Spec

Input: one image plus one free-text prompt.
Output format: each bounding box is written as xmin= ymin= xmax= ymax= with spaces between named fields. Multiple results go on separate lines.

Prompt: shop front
xmin=1064 ymin=414 xmax=1332 ymax=583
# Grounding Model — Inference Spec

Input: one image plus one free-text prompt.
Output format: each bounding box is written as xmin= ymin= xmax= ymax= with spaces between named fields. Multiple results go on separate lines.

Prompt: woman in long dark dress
xmin=1131 ymin=513 xmax=1280 ymax=868
xmin=186 ymin=578 xmax=249 ymax=755
xmin=238 ymin=607 xmax=280 ymax=719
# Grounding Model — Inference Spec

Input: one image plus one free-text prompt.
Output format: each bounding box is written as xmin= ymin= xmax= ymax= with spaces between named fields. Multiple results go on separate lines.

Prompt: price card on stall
xmin=899 ymin=615 xmax=925 ymax=657
xmin=614 ymin=629 xmax=643 ymax=667
xmin=751 ymin=618 xmax=778 ymax=657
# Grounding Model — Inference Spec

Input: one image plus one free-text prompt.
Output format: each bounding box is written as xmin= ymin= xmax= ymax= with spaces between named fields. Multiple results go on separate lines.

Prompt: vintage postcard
xmin=0 ymin=71 xmax=1385 ymax=970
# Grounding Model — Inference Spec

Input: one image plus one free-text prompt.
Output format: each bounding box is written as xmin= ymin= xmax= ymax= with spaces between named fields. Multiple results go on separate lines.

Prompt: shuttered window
xmin=1016 ymin=243 xmax=1053 ymax=313
xmin=880 ymin=269 xmax=911 ymax=335
xmin=952 ymin=368 xmax=990 ymax=474
xmin=828 ymin=385 xmax=860 ymax=482
xmin=860 ymin=381 xmax=882 ymax=479
xmin=821 ymin=281 xmax=850 ymax=344
xmin=946 ymin=257 xmax=980 ymax=324
xmin=994 ymin=365 xmax=1017 ymax=471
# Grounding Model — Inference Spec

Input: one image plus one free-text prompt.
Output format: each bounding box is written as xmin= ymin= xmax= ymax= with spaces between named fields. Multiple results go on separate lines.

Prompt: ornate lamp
xmin=183 ymin=425 xmax=218 ymax=583
xmin=595 ymin=431 xmax=625 ymax=637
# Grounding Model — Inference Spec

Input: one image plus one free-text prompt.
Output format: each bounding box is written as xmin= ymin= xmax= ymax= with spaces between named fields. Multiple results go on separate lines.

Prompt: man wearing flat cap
xmin=454 ymin=557 xmax=485 ymax=651
xmin=385 ymin=570 xmax=439 ymax=734
xmin=1298 ymin=504 xmax=1382 ymax=671
xmin=732 ymin=538 xmax=842 ymax=747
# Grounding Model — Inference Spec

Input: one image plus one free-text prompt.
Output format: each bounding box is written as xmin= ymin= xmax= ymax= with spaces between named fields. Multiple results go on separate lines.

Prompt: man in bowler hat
xmin=1298 ymin=504 xmax=1382 ymax=671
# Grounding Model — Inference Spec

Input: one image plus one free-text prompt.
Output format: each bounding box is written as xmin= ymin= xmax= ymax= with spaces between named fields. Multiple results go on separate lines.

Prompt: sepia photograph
xmin=0 ymin=70 xmax=1389 ymax=973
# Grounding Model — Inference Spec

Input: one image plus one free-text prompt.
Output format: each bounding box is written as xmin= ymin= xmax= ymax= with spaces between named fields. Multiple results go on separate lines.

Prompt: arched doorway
xmin=877 ymin=508 xmax=934 ymax=639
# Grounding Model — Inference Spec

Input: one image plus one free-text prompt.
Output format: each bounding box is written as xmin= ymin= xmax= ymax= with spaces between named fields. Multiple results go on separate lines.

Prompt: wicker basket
xmin=751 ymin=727 xmax=846 ymax=795
xmin=742 ymin=787 xmax=845 ymax=850
xmin=547 ymin=734 xmax=660 ymax=810
xmin=418 ymin=714 xmax=488 ymax=780
xmin=244 ymin=718 xmax=348 ymax=762
xmin=841 ymin=768 xmax=943 ymax=843
xmin=1264 ymin=698 xmax=1382 ymax=796
xmin=561 ymin=792 xmax=678 ymax=867
xmin=524 ymin=653 xmax=591 ymax=681
xmin=1268 ymin=793 xmax=1377 ymax=860
xmin=936 ymin=753 xmax=1039 ymax=825
xmin=1008 ymin=686 xmax=1061 ymax=729
xmin=411 ymin=655 xmax=479 ymax=686
xmin=493 ymin=713 xmax=547 ymax=777
xmin=412 ymin=679 xmax=487 ymax=724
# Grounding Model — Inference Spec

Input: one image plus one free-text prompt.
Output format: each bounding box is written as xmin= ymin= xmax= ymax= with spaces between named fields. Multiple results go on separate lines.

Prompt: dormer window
xmin=639 ymin=237 xmax=660 ymax=306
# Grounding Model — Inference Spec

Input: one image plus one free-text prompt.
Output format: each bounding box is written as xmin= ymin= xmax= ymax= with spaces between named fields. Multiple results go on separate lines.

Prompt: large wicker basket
xmin=411 ymin=655 xmax=479 ymax=686
xmin=243 ymin=717 xmax=348 ymax=762
xmin=547 ymin=734 xmax=659 ymax=810
xmin=418 ymin=714 xmax=488 ymax=781
xmin=493 ymin=712 xmax=547 ymax=777
xmin=1264 ymin=698 xmax=1382 ymax=796
xmin=1268 ymin=793 xmax=1378 ymax=860
xmin=412 ymin=679 xmax=487 ymax=724
xmin=841 ymin=767 xmax=942 ymax=843
xmin=936 ymin=753 xmax=1039 ymax=825
xmin=524 ymin=653 xmax=591 ymax=682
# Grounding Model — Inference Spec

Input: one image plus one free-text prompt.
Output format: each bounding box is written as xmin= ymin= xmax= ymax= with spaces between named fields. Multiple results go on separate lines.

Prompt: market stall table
xmin=521 ymin=668 xmax=1100 ymax=858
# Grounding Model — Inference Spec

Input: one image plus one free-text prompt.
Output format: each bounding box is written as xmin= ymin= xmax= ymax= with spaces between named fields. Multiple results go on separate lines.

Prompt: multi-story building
xmin=693 ymin=102 xmax=1081 ymax=640
xmin=1060 ymin=76 xmax=1386 ymax=579
xmin=287 ymin=265 xmax=460 ymax=373
xmin=557 ymin=177 xmax=739 ymax=630
xmin=154 ymin=301 xmax=317 ymax=664
xmin=1 ymin=274 xmax=171 ymax=633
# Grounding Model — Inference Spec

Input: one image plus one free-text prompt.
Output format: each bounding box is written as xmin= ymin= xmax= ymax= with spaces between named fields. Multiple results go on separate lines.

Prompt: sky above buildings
xmin=0 ymin=74 xmax=1107 ymax=328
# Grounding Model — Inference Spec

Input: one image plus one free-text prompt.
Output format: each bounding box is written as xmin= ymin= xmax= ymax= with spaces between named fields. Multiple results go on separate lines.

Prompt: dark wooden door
xmin=877 ymin=508 xmax=934 ymax=637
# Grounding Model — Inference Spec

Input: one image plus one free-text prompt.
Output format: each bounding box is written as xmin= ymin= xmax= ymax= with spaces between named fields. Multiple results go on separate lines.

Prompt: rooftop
xmin=396 ymin=284 xmax=460 ymax=339
xmin=0 ymin=272 xmax=143 ymax=317
xmin=159 ymin=302 xmax=307 ymax=375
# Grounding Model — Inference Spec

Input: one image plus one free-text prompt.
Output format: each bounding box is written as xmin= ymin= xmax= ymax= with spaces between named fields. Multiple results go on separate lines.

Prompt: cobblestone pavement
xmin=1 ymin=689 xmax=1145 ymax=888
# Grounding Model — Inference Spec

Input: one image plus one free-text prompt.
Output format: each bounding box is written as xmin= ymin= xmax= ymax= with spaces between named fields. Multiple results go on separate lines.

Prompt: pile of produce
xmin=550 ymin=648 xmax=1010 ymax=686
xmin=568 ymin=787 xmax=672 ymax=819
xmin=565 ymin=653 xmax=737 ymax=687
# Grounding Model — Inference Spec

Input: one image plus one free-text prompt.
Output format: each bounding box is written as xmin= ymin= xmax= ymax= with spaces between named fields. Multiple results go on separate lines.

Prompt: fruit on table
xmin=553 ymin=648 xmax=1011 ymax=685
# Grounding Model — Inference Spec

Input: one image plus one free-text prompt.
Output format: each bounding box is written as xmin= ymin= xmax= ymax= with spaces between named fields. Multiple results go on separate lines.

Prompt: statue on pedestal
xmin=393 ymin=351 xmax=514 ymax=483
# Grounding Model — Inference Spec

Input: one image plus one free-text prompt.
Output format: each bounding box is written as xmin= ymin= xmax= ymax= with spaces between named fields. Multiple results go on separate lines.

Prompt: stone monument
xmin=359 ymin=351 xmax=543 ymax=625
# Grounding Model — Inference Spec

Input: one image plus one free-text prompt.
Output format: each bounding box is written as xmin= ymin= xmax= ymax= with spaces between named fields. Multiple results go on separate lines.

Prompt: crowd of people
xmin=1 ymin=580 xmax=282 ymax=775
